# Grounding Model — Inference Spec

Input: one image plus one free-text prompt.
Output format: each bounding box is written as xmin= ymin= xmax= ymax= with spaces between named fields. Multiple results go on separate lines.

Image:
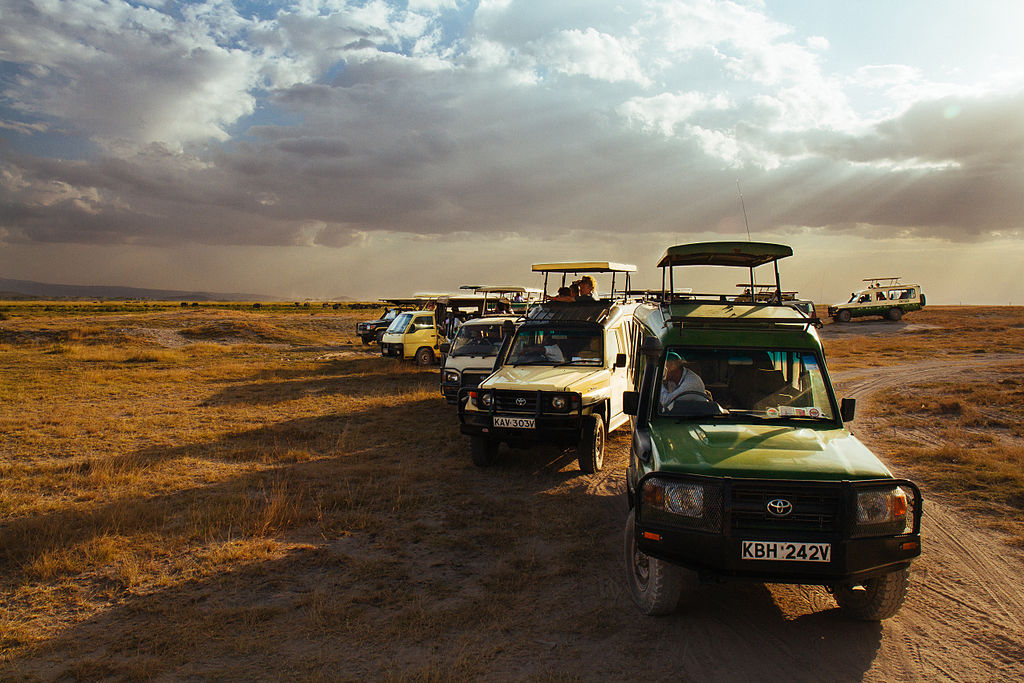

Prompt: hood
xmin=444 ymin=356 xmax=497 ymax=372
xmin=482 ymin=365 xmax=609 ymax=394
xmin=650 ymin=422 xmax=892 ymax=480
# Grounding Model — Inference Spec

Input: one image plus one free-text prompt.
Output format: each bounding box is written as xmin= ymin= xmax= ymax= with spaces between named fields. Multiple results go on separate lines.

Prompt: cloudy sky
xmin=2 ymin=0 xmax=1023 ymax=303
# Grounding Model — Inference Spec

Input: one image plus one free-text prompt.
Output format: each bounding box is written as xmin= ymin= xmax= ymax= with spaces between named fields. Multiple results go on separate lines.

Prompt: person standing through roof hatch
xmin=575 ymin=276 xmax=597 ymax=303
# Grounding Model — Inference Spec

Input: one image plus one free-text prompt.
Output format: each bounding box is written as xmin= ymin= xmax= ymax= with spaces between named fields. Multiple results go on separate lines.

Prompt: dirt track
xmin=824 ymin=356 xmax=1024 ymax=680
xmin=573 ymin=354 xmax=1024 ymax=681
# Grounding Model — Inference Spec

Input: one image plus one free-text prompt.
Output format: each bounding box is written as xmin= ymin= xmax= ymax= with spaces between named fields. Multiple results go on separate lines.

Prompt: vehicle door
xmin=408 ymin=315 xmax=437 ymax=354
xmin=607 ymin=325 xmax=628 ymax=426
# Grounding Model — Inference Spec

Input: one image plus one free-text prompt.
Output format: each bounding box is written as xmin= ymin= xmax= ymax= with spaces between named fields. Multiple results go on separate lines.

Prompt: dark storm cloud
xmin=2 ymin=0 xmax=1023 ymax=251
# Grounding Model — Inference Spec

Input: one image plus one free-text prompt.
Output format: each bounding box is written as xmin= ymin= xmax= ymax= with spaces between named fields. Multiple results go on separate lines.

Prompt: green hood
xmin=650 ymin=422 xmax=892 ymax=481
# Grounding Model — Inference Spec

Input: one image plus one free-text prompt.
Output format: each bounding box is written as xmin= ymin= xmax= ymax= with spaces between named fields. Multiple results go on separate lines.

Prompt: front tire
xmin=375 ymin=329 xmax=386 ymax=344
xmin=577 ymin=413 xmax=605 ymax=473
xmin=360 ymin=334 xmax=375 ymax=345
xmin=836 ymin=309 xmax=852 ymax=323
xmin=470 ymin=436 xmax=498 ymax=467
xmin=414 ymin=347 xmax=435 ymax=366
xmin=833 ymin=567 xmax=910 ymax=620
xmin=624 ymin=509 xmax=687 ymax=615
xmin=885 ymin=307 xmax=903 ymax=321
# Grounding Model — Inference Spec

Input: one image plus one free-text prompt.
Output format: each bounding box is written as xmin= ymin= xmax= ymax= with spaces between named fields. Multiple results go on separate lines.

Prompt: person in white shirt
xmin=660 ymin=352 xmax=709 ymax=412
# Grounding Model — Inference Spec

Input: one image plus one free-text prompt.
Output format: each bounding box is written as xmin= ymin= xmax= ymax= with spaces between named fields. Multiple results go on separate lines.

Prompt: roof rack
xmin=734 ymin=284 xmax=798 ymax=302
xmin=663 ymin=306 xmax=819 ymax=332
xmin=862 ymin=276 xmax=902 ymax=287
xmin=525 ymin=301 xmax=610 ymax=324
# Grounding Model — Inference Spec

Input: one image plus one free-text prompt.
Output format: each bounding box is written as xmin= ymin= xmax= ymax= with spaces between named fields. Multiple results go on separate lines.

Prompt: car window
xmin=450 ymin=324 xmax=503 ymax=357
xmin=386 ymin=313 xmax=413 ymax=333
xmin=508 ymin=327 xmax=602 ymax=365
xmin=657 ymin=348 xmax=835 ymax=420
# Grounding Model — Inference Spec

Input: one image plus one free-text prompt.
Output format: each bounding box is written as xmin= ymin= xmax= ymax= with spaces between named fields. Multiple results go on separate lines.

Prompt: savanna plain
xmin=2 ymin=302 xmax=1023 ymax=681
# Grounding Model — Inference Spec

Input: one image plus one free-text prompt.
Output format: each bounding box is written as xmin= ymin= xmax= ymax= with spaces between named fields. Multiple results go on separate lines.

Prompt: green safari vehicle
xmin=623 ymin=242 xmax=922 ymax=620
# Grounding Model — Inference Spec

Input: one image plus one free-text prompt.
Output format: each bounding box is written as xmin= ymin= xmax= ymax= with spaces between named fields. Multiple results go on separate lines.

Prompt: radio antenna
xmin=736 ymin=179 xmax=751 ymax=241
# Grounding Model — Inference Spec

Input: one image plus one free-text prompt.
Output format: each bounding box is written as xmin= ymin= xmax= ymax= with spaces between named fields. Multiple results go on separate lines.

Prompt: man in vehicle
xmin=660 ymin=352 xmax=709 ymax=412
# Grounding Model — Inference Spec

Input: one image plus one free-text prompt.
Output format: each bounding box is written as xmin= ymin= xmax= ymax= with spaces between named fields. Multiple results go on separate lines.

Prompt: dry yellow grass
xmin=2 ymin=301 xmax=1022 ymax=678
xmin=821 ymin=305 xmax=1024 ymax=371
xmin=856 ymin=365 xmax=1024 ymax=543
xmin=1 ymin=303 xmax=619 ymax=678
xmin=821 ymin=306 xmax=1024 ymax=545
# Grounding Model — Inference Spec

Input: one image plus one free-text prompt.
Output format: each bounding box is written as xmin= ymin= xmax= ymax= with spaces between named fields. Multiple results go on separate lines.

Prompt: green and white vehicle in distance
xmin=624 ymin=242 xmax=922 ymax=620
xmin=828 ymin=277 xmax=926 ymax=322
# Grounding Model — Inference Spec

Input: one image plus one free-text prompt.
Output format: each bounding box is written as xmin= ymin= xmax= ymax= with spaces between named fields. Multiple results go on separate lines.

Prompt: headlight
xmin=640 ymin=477 xmax=722 ymax=532
xmin=480 ymin=392 xmax=493 ymax=407
xmin=643 ymin=480 xmax=704 ymax=519
xmin=444 ymin=370 xmax=460 ymax=384
xmin=855 ymin=487 xmax=909 ymax=535
xmin=551 ymin=395 xmax=567 ymax=410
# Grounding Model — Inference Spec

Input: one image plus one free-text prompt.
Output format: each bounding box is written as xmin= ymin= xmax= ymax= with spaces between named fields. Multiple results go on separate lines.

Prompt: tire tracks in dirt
xmin=831 ymin=353 xmax=1024 ymax=680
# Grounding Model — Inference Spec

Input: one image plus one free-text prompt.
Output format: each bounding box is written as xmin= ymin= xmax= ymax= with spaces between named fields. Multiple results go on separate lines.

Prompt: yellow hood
xmin=481 ymin=365 xmax=610 ymax=397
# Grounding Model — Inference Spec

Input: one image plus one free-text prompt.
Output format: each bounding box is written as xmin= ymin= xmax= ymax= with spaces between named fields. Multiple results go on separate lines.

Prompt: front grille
xmin=493 ymin=391 xmax=538 ymax=413
xmin=461 ymin=373 xmax=487 ymax=389
xmin=730 ymin=482 xmax=843 ymax=533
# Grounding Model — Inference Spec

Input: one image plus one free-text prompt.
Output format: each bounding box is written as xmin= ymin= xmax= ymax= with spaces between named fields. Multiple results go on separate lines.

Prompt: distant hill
xmin=0 ymin=277 xmax=279 ymax=302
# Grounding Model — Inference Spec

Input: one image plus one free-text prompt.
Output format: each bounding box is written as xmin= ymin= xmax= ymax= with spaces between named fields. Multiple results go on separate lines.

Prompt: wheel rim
xmin=594 ymin=423 xmax=604 ymax=468
xmin=631 ymin=537 xmax=650 ymax=590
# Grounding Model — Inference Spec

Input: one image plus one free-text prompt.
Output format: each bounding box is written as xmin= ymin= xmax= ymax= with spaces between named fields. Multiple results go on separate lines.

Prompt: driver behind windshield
xmin=660 ymin=352 xmax=711 ymax=412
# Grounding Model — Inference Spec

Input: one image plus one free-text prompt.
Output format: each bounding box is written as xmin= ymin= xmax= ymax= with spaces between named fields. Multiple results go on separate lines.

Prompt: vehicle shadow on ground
xmin=638 ymin=580 xmax=883 ymax=680
xmin=820 ymin=319 xmax=935 ymax=337
xmin=0 ymin=397 xmax=444 ymax=578
xmin=200 ymin=357 xmax=437 ymax=406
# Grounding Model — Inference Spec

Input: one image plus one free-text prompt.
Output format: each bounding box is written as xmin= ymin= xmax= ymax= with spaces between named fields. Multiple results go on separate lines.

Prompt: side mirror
xmin=840 ymin=398 xmax=856 ymax=422
xmin=623 ymin=391 xmax=639 ymax=416
xmin=640 ymin=337 xmax=663 ymax=359
xmin=615 ymin=353 xmax=627 ymax=368
xmin=439 ymin=342 xmax=451 ymax=354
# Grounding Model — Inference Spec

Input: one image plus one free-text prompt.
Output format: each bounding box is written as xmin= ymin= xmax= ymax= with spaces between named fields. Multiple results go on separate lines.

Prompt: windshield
xmin=385 ymin=313 xmax=413 ymax=334
xmin=382 ymin=308 xmax=400 ymax=321
xmin=507 ymin=327 xmax=602 ymax=366
xmin=450 ymin=323 xmax=504 ymax=357
xmin=657 ymin=348 xmax=835 ymax=421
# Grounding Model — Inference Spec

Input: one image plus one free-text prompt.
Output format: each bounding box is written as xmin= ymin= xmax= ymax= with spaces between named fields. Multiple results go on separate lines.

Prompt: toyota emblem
xmin=766 ymin=499 xmax=793 ymax=517
xmin=515 ymin=397 xmax=527 ymax=407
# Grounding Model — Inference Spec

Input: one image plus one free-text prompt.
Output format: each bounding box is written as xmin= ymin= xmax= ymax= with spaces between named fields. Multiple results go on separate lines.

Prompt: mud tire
xmin=470 ymin=436 xmax=498 ymax=467
xmin=886 ymin=307 xmax=903 ymax=321
xmin=361 ymin=334 xmax=375 ymax=345
xmin=834 ymin=567 xmax=910 ymax=620
xmin=836 ymin=309 xmax=852 ymax=323
xmin=624 ymin=509 xmax=688 ymax=615
xmin=414 ymin=347 xmax=435 ymax=366
xmin=375 ymin=329 xmax=386 ymax=344
xmin=577 ymin=413 xmax=605 ymax=473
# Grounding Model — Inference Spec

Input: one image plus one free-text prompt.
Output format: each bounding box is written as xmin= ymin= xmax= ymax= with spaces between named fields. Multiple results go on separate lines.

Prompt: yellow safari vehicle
xmin=458 ymin=262 xmax=639 ymax=472
xmin=380 ymin=309 xmax=443 ymax=365
xmin=380 ymin=294 xmax=497 ymax=365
